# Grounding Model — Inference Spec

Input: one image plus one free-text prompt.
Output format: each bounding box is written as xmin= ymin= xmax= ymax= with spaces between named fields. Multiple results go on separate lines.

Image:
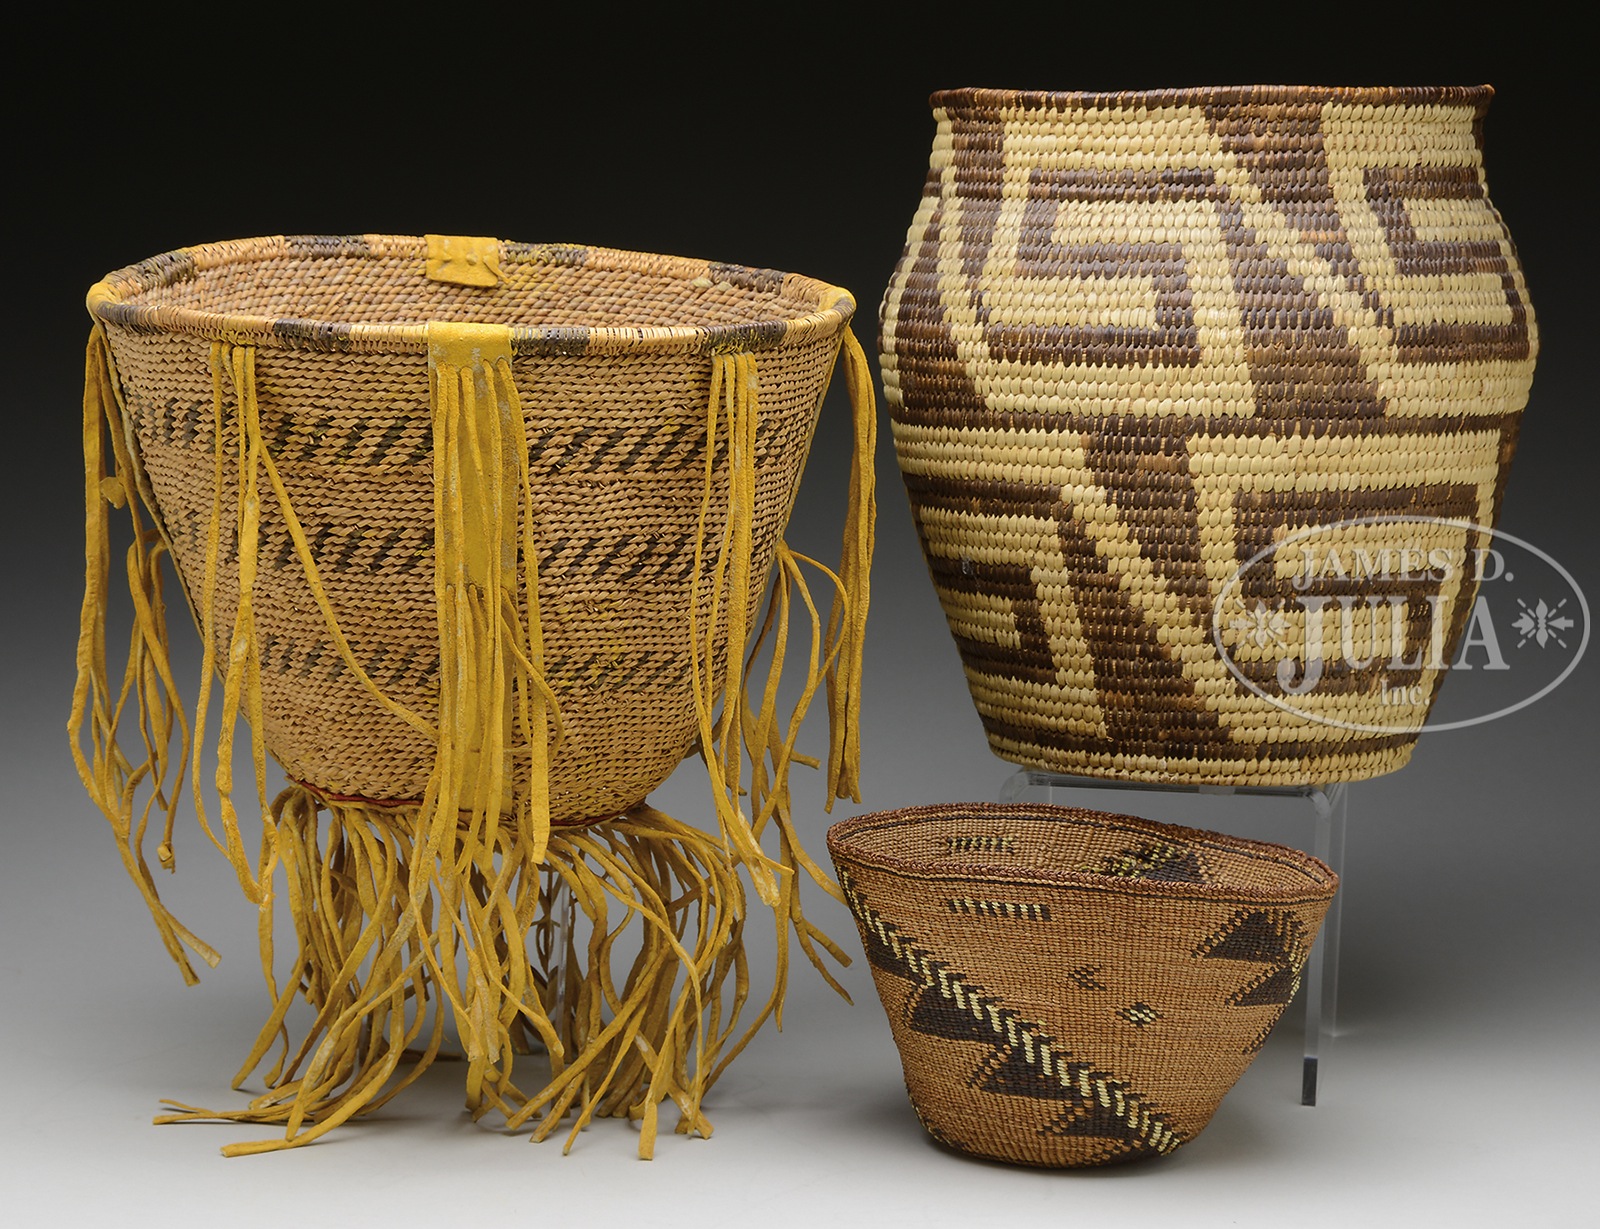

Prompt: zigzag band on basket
xmin=72 ymin=235 xmax=877 ymax=1156
xmin=826 ymin=803 xmax=1337 ymax=1166
xmin=880 ymin=85 xmax=1538 ymax=784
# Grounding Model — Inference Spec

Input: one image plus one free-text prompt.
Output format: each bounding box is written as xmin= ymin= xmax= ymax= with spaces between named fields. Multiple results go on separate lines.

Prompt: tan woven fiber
xmin=880 ymin=85 xmax=1537 ymax=785
xmin=93 ymin=236 xmax=852 ymax=814
xmin=828 ymin=803 xmax=1337 ymax=1166
xmin=73 ymin=234 xmax=878 ymax=1156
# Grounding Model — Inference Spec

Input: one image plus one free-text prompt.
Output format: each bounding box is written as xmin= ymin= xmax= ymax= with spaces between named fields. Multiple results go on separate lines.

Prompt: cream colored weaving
xmin=881 ymin=86 xmax=1536 ymax=785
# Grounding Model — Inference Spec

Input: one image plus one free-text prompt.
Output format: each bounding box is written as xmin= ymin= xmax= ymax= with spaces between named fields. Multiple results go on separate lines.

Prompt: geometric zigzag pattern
xmin=881 ymin=86 xmax=1538 ymax=786
xmin=841 ymin=869 xmax=1182 ymax=1162
xmin=111 ymin=235 xmax=846 ymax=814
xmin=830 ymin=805 xmax=1341 ymax=1166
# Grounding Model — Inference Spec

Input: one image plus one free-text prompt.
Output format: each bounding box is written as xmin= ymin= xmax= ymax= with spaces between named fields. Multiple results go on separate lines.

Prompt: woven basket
xmin=827 ymin=803 xmax=1337 ymax=1167
xmin=880 ymin=85 xmax=1537 ymax=786
xmin=74 ymin=234 xmax=876 ymax=1156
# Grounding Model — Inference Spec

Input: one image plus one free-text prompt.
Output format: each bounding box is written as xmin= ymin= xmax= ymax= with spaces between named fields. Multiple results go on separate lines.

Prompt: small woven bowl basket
xmin=827 ymin=803 xmax=1337 ymax=1166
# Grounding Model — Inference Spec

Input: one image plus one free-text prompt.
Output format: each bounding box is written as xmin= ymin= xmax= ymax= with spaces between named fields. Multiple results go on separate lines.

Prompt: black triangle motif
xmin=1229 ymin=964 xmax=1301 ymax=1009
xmin=1197 ymin=908 xmax=1294 ymax=963
xmin=909 ymin=983 xmax=998 ymax=1045
xmin=839 ymin=869 xmax=1184 ymax=1158
xmin=861 ymin=921 xmax=907 ymax=978
xmin=1094 ymin=840 xmax=1210 ymax=884
xmin=1144 ymin=849 xmax=1209 ymax=883
xmin=1195 ymin=906 xmax=1312 ymax=1053
xmin=977 ymin=1045 xmax=1076 ymax=1102
xmin=1048 ymin=1095 xmax=1149 ymax=1139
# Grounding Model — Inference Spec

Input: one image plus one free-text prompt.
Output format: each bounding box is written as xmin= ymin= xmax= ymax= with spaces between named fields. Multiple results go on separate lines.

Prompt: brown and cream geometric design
xmin=846 ymin=870 xmax=1182 ymax=1164
xmin=882 ymin=86 xmax=1537 ymax=786
xmin=828 ymin=803 xmax=1339 ymax=1167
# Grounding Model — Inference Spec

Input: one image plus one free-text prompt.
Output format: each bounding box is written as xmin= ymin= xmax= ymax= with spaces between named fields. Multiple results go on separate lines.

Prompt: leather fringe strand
xmin=72 ymin=324 xmax=876 ymax=1157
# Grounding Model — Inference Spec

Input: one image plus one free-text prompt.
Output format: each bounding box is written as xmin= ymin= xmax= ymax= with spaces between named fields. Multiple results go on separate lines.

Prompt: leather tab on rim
xmin=426 ymin=234 xmax=502 ymax=288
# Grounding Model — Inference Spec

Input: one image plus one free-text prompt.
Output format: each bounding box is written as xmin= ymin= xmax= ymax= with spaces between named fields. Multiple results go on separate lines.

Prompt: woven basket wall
xmin=880 ymin=85 xmax=1538 ymax=786
xmin=827 ymin=803 xmax=1337 ymax=1167
xmin=92 ymin=235 xmax=851 ymax=822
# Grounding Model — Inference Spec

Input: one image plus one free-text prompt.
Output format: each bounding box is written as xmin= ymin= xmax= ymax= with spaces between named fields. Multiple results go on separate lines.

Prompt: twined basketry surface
xmin=828 ymin=803 xmax=1337 ymax=1166
xmin=880 ymin=85 xmax=1537 ymax=785
xmin=94 ymin=235 xmax=852 ymax=821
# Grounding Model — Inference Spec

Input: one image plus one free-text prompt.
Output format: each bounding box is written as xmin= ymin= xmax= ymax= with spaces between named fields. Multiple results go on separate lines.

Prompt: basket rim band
xmin=929 ymin=83 xmax=1494 ymax=115
xmin=86 ymin=234 xmax=857 ymax=356
xmin=826 ymin=802 xmax=1338 ymax=901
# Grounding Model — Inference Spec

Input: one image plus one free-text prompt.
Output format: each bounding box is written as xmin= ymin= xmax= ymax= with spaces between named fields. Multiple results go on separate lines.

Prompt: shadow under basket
xmin=826 ymin=803 xmax=1337 ymax=1167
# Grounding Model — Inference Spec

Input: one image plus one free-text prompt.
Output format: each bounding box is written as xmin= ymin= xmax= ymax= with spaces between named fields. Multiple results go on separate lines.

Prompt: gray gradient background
xmin=4 ymin=9 xmax=1595 ymax=1225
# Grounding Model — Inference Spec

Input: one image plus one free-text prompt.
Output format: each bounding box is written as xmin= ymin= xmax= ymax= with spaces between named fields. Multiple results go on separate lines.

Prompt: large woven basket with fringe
xmin=74 ymin=233 xmax=876 ymax=1156
xmin=880 ymin=85 xmax=1537 ymax=786
xmin=828 ymin=803 xmax=1337 ymax=1166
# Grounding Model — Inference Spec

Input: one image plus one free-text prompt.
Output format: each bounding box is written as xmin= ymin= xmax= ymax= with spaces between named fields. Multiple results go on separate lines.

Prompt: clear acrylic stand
xmin=531 ymin=868 xmax=577 ymax=1049
xmin=998 ymin=770 xmax=1347 ymax=1106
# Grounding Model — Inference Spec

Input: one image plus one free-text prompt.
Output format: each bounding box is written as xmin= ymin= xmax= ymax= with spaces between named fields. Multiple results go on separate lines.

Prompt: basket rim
xmin=86 ymin=234 xmax=857 ymax=357
xmin=929 ymin=83 xmax=1494 ymax=114
xmin=826 ymin=802 xmax=1337 ymax=903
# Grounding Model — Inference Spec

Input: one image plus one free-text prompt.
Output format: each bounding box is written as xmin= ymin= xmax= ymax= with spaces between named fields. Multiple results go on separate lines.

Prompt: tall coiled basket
xmin=880 ymin=85 xmax=1537 ymax=785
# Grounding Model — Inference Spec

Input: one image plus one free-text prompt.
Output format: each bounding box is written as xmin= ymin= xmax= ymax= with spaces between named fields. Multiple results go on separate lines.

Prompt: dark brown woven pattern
xmin=93 ymin=235 xmax=852 ymax=821
xmin=880 ymin=85 xmax=1537 ymax=785
xmin=828 ymin=803 xmax=1337 ymax=1167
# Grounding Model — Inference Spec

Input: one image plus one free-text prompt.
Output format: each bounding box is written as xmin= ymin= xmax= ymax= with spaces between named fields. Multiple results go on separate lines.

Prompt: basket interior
xmin=833 ymin=806 xmax=1334 ymax=898
xmin=105 ymin=239 xmax=828 ymax=333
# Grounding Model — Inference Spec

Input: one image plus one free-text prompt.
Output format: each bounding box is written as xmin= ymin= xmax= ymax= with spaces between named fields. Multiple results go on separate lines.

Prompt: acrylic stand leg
xmin=999 ymin=770 xmax=1349 ymax=1106
xmin=1300 ymin=782 xmax=1346 ymax=1106
xmin=532 ymin=868 xmax=576 ymax=1047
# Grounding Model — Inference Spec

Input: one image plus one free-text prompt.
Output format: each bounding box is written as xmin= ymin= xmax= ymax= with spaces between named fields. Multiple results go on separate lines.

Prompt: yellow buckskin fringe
xmin=71 ymin=324 xmax=218 ymax=983
xmin=72 ymin=321 xmax=877 ymax=1158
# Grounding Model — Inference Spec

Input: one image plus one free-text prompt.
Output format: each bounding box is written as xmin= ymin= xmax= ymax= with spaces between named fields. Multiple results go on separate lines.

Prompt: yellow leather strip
xmin=70 ymin=327 xmax=217 ymax=982
xmin=425 ymin=234 xmax=502 ymax=287
xmin=428 ymin=322 xmax=516 ymax=589
xmin=824 ymin=328 xmax=877 ymax=806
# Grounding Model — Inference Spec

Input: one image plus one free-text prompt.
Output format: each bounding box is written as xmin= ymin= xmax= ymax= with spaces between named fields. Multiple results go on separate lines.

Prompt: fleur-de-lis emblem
xmin=1512 ymin=598 xmax=1577 ymax=649
xmin=1228 ymin=599 xmax=1289 ymax=650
